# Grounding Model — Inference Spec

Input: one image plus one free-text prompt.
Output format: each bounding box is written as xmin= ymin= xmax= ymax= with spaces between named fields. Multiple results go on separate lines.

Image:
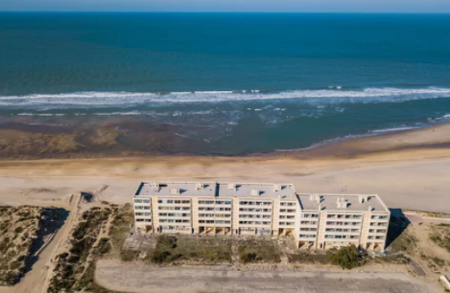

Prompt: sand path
xmin=0 ymin=194 xmax=80 ymax=293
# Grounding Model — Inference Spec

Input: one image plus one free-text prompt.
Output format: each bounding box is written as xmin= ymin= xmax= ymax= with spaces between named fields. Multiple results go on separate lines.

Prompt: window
xmin=300 ymin=228 xmax=317 ymax=232
xmin=299 ymin=234 xmax=316 ymax=239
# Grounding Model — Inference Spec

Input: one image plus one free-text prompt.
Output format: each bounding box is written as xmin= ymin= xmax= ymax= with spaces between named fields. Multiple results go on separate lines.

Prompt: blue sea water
xmin=0 ymin=13 xmax=450 ymax=154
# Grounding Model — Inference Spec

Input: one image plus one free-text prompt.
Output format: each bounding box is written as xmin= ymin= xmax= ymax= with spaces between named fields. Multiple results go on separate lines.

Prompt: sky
xmin=0 ymin=0 xmax=450 ymax=13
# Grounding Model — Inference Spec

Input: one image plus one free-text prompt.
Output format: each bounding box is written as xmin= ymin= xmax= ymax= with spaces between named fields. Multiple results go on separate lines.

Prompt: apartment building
xmin=133 ymin=182 xmax=390 ymax=251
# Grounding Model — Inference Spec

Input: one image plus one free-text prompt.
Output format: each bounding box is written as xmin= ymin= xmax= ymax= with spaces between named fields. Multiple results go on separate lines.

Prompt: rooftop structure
xmin=133 ymin=181 xmax=390 ymax=251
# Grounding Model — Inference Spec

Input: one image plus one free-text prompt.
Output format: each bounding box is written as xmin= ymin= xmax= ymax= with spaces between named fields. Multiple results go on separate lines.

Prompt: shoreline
xmin=0 ymin=120 xmax=449 ymax=161
xmin=1 ymin=121 xmax=449 ymax=213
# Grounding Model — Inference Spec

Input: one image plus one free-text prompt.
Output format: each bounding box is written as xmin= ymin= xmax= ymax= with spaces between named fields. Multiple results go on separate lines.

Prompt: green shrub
xmin=119 ymin=250 xmax=138 ymax=262
xmin=328 ymin=246 xmax=364 ymax=269
xmin=240 ymin=252 xmax=260 ymax=264
xmin=14 ymin=227 xmax=24 ymax=234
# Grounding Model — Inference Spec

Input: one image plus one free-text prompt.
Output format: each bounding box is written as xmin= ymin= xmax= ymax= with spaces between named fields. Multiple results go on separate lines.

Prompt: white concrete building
xmin=133 ymin=182 xmax=390 ymax=251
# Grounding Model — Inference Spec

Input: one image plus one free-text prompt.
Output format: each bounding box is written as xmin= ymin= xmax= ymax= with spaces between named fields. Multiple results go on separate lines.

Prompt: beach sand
xmin=0 ymin=123 xmax=449 ymax=213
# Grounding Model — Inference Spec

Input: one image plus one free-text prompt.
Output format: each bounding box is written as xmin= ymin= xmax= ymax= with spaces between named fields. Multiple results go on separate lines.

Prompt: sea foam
xmin=1 ymin=87 xmax=450 ymax=109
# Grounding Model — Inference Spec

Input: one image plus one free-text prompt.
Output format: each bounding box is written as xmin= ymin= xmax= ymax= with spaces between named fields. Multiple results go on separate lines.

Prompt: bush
xmin=328 ymin=245 xmax=364 ymax=269
xmin=119 ymin=250 xmax=139 ymax=262
xmin=240 ymin=252 xmax=260 ymax=264
xmin=151 ymin=251 xmax=172 ymax=263
xmin=14 ymin=227 xmax=24 ymax=234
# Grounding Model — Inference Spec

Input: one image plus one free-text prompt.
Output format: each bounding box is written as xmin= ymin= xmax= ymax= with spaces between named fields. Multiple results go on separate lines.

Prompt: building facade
xmin=133 ymin=182 xmax=390 ymax=251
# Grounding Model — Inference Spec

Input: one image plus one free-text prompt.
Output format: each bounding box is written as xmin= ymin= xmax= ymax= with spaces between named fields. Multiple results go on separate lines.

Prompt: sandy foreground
xmin=95 ymin=260 xmax=436 ymax=293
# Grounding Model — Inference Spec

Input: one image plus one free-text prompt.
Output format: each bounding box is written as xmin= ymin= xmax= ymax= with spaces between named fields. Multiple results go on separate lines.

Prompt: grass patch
xmin=237 ymin=238 xmax=281 ymax=264
xmin=108 ymin=204 xmax=133 ymax=256
xmin=431 ymin=256 xmax=446 ymax=267
xmin=389 ymin=228 xmax=417 ymax=253
xmin=287 ymin=252 xmax=331 ymax=264
xmin=429 ymin=225 xmax=450 ymax=253
xmin=146 ymin=235 xmax=232 ymax=264
xmin=372 ymin=253 xmax=410 ymax=265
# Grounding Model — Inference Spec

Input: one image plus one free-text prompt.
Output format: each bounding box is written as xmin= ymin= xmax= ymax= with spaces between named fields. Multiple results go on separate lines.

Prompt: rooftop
xmin=135 ymin=182 xmax=296 ymax=199
xmin=298 ymin=193 xmax=388 ymax=212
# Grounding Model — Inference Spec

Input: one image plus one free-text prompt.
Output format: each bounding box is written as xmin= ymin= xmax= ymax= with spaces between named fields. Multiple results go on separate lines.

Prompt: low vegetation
xmin=328 ymin=246 xmax=366 ymax=269
xmin=0 ymin=206 xmax=66 ymax=286
xmin=146 ymin=235 xmax=232 ymax=264
xmin=429 ymin=224 xmax=450 ymax=253
xmin=237 ymin=238 xmax=281 ymax=264
xmin=287 ymin=252 xmax=331 ymax=264
xmin=48 ymin=207 xmax=113 ymax=293
xmin=289 ymin=246 xmax=368 ymax=269
xmin=389 ymin=227 xmax=417 ymax=253
xmin=106 ymin=203 xmax=135 ymax=261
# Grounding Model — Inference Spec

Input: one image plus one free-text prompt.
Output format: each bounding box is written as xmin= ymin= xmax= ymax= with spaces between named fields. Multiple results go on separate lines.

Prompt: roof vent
xmin=368 ymin=205 xmax=373 ymax=211
xmin=358 ymin=195 xmax=369 ymax=204
xmin=171 ymin=188 xmax=180 ymax=195
xmin=151 ymin=182 xmax=160 ymax=191
xmin=228 ymin=183 xmax=237 ymax=191
xmin=251 ymin=189 xmax=260 ymax=196
xmin=196 ymin=183 xmax=204 ymax=190
xmin=337 ymin=197 xmax=347 ymax=208
xmin=274 ymin=184 xmax=282 ymax=192
xmin=311 ymin=194 xmax=320 ymax=203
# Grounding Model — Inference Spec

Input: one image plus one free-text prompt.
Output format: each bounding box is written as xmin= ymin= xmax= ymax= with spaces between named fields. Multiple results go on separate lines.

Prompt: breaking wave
xmin=1 ymin=87 xmax=450 ymax=108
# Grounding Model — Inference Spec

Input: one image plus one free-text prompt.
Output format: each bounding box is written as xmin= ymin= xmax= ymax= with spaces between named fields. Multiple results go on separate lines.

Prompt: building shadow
xmin=81 ymin=192 xmax=94 ymax=202
xmin=385 ymin=208 xmax=411 ymax=249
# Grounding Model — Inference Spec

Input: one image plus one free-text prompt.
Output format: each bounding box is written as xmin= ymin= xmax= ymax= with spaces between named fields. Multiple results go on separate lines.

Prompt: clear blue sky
xmin=0 ymin=0 xmax=450 ymax=13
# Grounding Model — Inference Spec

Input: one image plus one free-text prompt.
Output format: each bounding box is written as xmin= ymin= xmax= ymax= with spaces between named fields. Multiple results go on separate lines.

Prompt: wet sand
xmin=1 ymin=114 xmax=450 ymax=160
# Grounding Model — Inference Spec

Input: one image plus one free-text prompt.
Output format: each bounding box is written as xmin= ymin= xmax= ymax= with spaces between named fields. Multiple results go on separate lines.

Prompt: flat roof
xmin=298 ymin=194 xmax=388 ymax=212
xmin=135 ymin=182 xmax=296 ymax=199
xmin=217 ymin=183 xmax=296 ymax=199
xmin=136 ymin=182 xmax=216 ymax=197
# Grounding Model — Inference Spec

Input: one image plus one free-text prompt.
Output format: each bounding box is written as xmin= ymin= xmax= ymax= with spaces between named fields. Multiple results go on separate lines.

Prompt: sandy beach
xmin=0 ymin=122 xmax=450 ymax=213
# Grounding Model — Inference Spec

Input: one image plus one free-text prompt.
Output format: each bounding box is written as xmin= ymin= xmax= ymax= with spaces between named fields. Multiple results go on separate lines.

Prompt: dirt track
xmin=96 ymin=260 xmax=437 ymax=293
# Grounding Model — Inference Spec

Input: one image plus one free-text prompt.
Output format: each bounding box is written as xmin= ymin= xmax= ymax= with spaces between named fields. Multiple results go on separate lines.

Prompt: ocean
xmin=1 ymin=13 xmax=450 ymax=155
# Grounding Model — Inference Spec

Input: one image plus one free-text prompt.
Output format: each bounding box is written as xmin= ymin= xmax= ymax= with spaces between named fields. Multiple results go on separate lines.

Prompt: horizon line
xmin=1 ymin=11 xmax=450 ymax=14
